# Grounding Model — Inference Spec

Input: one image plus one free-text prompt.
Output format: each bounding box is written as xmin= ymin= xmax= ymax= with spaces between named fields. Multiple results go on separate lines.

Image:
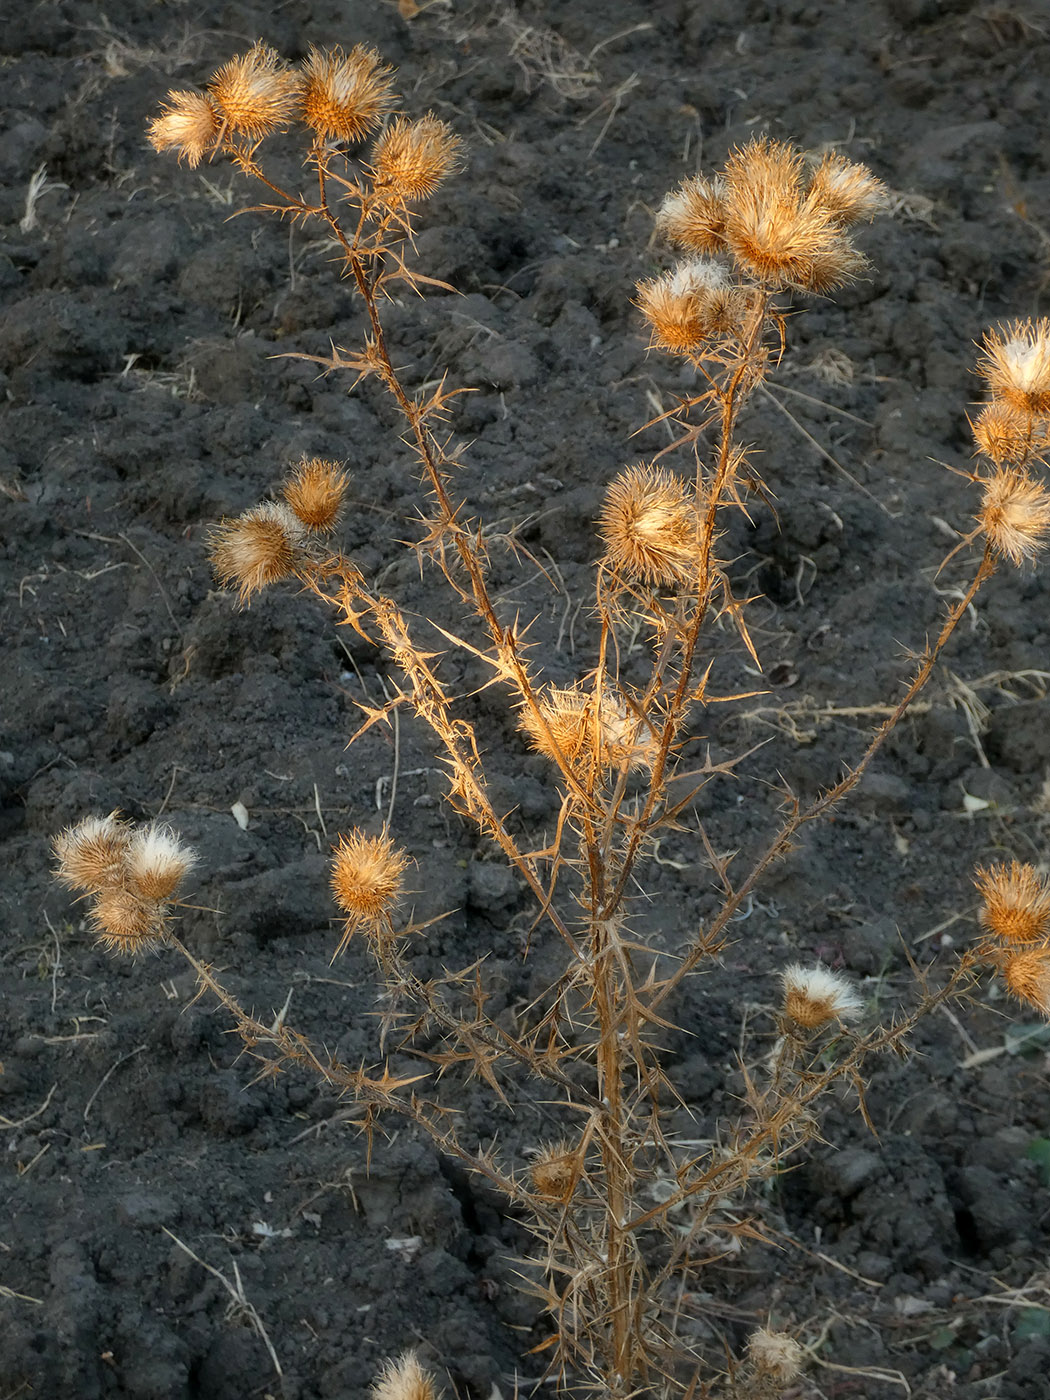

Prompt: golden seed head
xmin=146 ymin=91 xmax=222 ymax=167
xmin=90 ymin=887 xmax=163 ymax=957
xmin=53 ymin=812 xmax=132 ymax=893
xmin=300 ymin=44 xmax=396 ymax=144
xmin=520 ymin=685 xmax=657 ymax=775
xmin=971 ymin=400 xmax=1047 ymax=465
xmin=636 ymin=259 xmax=742 ymax=354
xmin=208 ymin=41 xmax=302 ymax=143
xmin=281 ymin=457 xmax=350 ymax=533
xmin=124 ymin=825 xmax=198 ymax=902
xmin=656 ymin=175 xmax=728 ymax=254
xmin=208 ymin=502 xmax=307 ymax=604
xmin=599 ymin=463 xmax=697 ymax=587
xmin=782 ymin=963 xmax=863 ymax=1029
xmin=979 ymin=319 xmax=1050 ymax=414
xmin=371 ymin=1352 xmax=439 ymax=1400
xmin=1000 ymin=946 xmax=1050 ymax=1018
xmin=747 ymin=1327 xmax=804 ymax=1383
xmin=721 ymin=136 xmax=864 ymax=292
xmin=806 ymin=151 xmax=888 ymax=225
xmin=330 ymin=830 xmax=409 ymax=932
xmin=975 ymin=861 xmax=1050 ymax=945
xmin=370 ymin=114 xmax=464 ymax=202
xmin=529 ymin=1141 xmax=579 ymax=1201
xmin=976 ymin=466 xmax=1050 ymax=565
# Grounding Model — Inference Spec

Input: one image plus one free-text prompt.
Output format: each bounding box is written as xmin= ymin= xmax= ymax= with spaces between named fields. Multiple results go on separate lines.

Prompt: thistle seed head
xmin=90 ymin=887 xmax=164 ymax=957
xmin=282 ymin=457 xmax=350 ymax=534
xmin=520 ymin=685 xmax=657 ymax=776
xmin=806 ymin=151 xmax=888 ymax=225
xmin=301 ymin=44 xmax=396 ymax=145
xmin=330 ymin=830 xmax=409 ymax=935
xmin=971 ymin=400 xmax=1047 ymax=466
xmin=53 ymin=812 xmax=132 ymax=893
xmin=979 ymin=319 xmax=1050 ymax=415
xmin=124 ymin=825 xmax=198 ymax=902
xmin=747 ymin=1327 xmax=804 ymax=1384
xmin=781 ymin=963 xmax=863 ymax=1029
xmin=146 ymin=91 xmax=223 ymax=166
xmin=208 ymin=42 xmax=302 ymax=143
xmin=599 ymin=464 xmax=697 ymax=587
xmin=371 ymin=1352 xmax=439 ymax=1400
xmin=208 ymin=501 xmax=308 ymax=604
xmin=529 ymin=1141 xmax=580 ymax=1201
xmin=721 ymin=136 xmax=864 ymax=292
xmin=370 ymin=114 xmax=463 ymax=202
xmin=1000 ymin=946 xmax=1050 ymax=1018
xmin=976 ymin=466 xmax=1050 ymax=565
xmin=636 ymin=259 xmax=746 ymax=355
xmin=975 ymin=861 xmax=1050 ymax=945
xmin=656 ymin=175 xmax=728 ymax=254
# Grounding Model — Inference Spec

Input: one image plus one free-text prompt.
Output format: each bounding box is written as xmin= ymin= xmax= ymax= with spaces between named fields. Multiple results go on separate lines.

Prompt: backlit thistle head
xmin=90 ymin=887 xmax=163 ymax=956
xmin=976 ymin=467 xmax=1050 ymax=565
xmin=208 ymin=502 xmax=308 ymax=604
xmin=971 ymin=401 xmax=1046 ymax=466
xmin=781 ymin=963 xmax=863 ymax=1030
xmin=599 ymin=464 xmax=697 ymax=587
xmin=370 ymin=114 xmax=463 ymax=202
xmin=282 ymin=457 xmax=350 ymax=534
xmin=330 ymin=829 xmax=409 ymax=946
xmin=125 ymin=826 xmax=198 ymax=902
xmin=975 ymin=861 xmax=1050 ymax=945
xmin=721 ymin=136 xmax=864 ymax=293
xmin=806 ymin=151 xmax=888 ymax=226
xmin=529 ymin=1140 xmax=581 ymax=1202
xmin=146 ymin=91 xmax=222 ymax=166
xmin=636 ymin=259 xmax=746 ymax=355
xmin=657 ymin=175 xmax=727 ymax=254
xmin=979 ymin=320 xmax=1050 ymax=415
xmin=999 ymin=946 xmax=1050 ymax=1018
xmin=300 ymin=44 xmax=396 ymax=145
xmin=371 ymin=1352 xmax=439 ymax=1400
xmin=207 ymin=42 xmax=302 ymax=144
xmin=520 ymin=685 xmax=657 ymax=776
xmin=53 ymin=812 xmax=132 ymax=893
xmin=747 ymin=1327 xmax=804 ymax=1386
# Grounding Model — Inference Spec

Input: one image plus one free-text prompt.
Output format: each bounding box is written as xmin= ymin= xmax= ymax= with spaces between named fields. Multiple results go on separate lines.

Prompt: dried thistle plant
xmin=50 ymin=40 xmax=1050 ymax=1400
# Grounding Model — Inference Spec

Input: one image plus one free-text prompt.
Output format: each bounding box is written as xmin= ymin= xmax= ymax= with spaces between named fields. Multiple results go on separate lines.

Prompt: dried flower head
xmin=656 ymin=175 xmax=727 ymax=254
xmin=747 ymin=1327 xmax=804 ymax=1384
xmin=999 ymin=946 xmax=1050 ymax=1018
xmin=146 ymin=91 xmax=222 ymax=167
xmin=209 ymin=502 xmax=308 ymax=604
xmin=371 ymin=1352 xmax=439 ymax=1400
xmin=979 ymin=319 xmax=1050 ymax=415
xmin=53 ymin=812 xmax=132 ymax=893
xmin=90 ymin=887 xmax=163 ymax=956
xmin=124 ymin=825 xmax=198 ymax=902
xmin=806 ymin=151 xmax=888 ymax=226
xmin=721 ymin=136 xmax=864 ymax=292
xmin=976 ymin=466 xmax=1050 ymax=565
xmin=529 ymin=1141 xmax=580 ymax=1202
xmin=781 ymin=963 xmax=863 ymax=1029
xmin=599 ymin=464 xmax=697 ymax=587
xmin=300 ymin=44 xmax=396 ymax=144
xmin=208 ymin=42 xmax=301 ymax=143
xmin=520 ymin=685 xmax=658 ymax=776
xmin=636 ymin=259 xmax=746 ymax=355
xmin=971 ymin=400 xmax=1047 ymax=466
xmin=282 ymin=457 xmax=350 ymax=533
xmin=975 ymin=861 xmax=1050 ymax=945
xmin=371 ymin=114 xmax=463 ymax=202
xmin=330 ymin=829 xmax=409 ymax=938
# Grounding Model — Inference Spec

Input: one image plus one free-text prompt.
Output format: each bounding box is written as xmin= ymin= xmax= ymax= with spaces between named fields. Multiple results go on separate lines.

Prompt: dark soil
xmin=4 ymin=1 xmax=1050 ymax=1397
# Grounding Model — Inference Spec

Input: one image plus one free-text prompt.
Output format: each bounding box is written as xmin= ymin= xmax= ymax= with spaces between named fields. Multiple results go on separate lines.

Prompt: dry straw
xmin=50 ymin=37 xmax=1050 ymax=1399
